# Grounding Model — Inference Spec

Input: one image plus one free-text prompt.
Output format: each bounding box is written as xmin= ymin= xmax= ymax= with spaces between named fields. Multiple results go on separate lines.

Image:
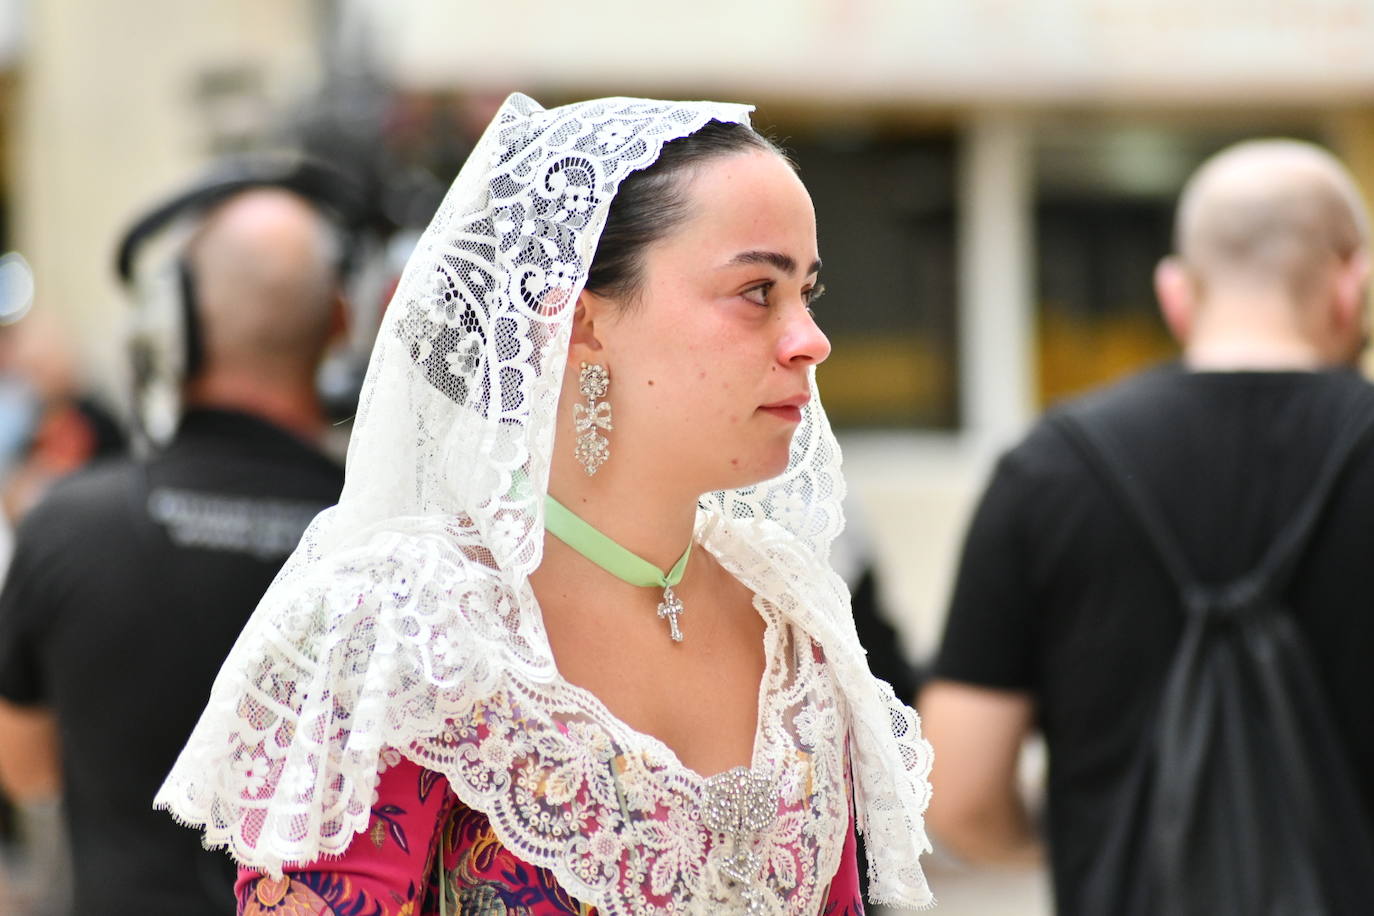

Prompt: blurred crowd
xmin=0 ymin=73 xmax=1372 ymax=916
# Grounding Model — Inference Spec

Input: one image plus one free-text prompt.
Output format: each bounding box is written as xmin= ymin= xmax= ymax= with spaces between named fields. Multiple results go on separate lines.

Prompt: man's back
xmin=935 ymin=364 xmax=1374 ymax=914
xmin=0 ymin=409 xmax=342 ymax=914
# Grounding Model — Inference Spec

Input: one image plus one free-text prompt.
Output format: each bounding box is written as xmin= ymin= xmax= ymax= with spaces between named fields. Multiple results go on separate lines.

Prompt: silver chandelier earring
xmin=573 ymin=362 xmax=612 ymax=475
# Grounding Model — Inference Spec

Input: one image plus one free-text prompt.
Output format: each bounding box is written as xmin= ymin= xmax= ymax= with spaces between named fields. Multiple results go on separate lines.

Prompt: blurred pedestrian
xmin=0 ymin=159 xmax=354 ymax=915
xmin=0 ymin=313 xmax=126 ymax=569
xmin=922 ymin=139 xmax=1374 ymax=914
xmin=0 ymin=311 xmax=127 ymax=916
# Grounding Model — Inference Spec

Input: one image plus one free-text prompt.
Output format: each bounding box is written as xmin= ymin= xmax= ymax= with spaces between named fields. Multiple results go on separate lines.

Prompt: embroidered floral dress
xmin=231 ymin=552 xmax=869 ymax=916
xmin=236 ymin=757 xmax=863 ymax=916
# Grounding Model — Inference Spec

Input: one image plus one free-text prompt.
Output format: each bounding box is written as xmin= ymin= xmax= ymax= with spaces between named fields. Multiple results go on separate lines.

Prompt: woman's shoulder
xmin=279 ymin=523 xmax=516 ymax=618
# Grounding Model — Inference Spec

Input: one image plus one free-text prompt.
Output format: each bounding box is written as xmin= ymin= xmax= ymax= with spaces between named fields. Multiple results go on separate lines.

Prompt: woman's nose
xmin=780 ymin=307 xmax=831 ymax=366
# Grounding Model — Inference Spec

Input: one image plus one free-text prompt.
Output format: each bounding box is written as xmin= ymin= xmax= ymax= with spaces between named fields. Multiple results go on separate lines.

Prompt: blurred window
xmin=782 ymin=128 xmax=960 ymax=429
xmin=1036 ymin=197 xmax=1176 ymax=405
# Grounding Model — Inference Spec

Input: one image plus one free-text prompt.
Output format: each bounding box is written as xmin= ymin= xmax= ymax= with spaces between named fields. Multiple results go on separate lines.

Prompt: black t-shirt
xmin=934 ymin=364 xmax=1374 ymax=916
xmin=0 ymin=409 xmax=343 ymax=915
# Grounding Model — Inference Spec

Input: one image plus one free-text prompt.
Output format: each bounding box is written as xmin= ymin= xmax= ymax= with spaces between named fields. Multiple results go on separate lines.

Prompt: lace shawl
xmin=156 ymin=93 xmax=933 ymax=912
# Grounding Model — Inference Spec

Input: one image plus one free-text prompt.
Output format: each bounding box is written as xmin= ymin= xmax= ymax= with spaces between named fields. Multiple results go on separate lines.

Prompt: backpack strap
xmin=1252 ymin=386 xmax=1374 ymax=594
xmin=1049 ymin=409 xmax=1202 ymax=598
xmin=1051 ymin=380 xmax=1374 ymax=611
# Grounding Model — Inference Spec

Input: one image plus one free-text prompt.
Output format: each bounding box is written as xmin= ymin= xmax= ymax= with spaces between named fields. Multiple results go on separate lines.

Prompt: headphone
xmin=116 ymin=152 xmax=365 ymax=378
xmin=113 ymin=153 xmax=366 ymax=444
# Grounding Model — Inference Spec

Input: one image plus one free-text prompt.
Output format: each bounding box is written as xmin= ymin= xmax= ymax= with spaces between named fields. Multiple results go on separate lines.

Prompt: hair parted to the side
xmin=585 ymin=120 xmax=792 ymax=305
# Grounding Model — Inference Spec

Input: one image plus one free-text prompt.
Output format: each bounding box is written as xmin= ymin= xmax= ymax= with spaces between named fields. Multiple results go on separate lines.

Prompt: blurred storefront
xmin=353 ymin=0 xmax=1374 ymax=440
xmin=311 ymin=0 xmax=1374 ymax=660
xmin=9 ymin=0 xmax=1374 ymax=669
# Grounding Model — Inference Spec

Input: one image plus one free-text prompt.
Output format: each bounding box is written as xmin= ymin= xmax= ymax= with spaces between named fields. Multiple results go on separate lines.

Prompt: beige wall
xmin=9 ymin=0 xmax=321 ymax=397
xmin=374 ymin=0 xmax=1374 ymax=103
xmin=842 ymin=437 xmax=985 ymax=663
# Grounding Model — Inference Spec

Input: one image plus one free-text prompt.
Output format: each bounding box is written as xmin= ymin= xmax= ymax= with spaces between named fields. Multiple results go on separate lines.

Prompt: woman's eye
xmin=803 ymin=282 xmax=826 ymax=306
xmin=742 ymin=283 xmax=773 ymax=306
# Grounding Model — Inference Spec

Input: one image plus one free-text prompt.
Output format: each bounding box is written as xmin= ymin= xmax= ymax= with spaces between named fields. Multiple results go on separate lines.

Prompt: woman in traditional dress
xmin=158 ymin=94 xmax=933 ymax=915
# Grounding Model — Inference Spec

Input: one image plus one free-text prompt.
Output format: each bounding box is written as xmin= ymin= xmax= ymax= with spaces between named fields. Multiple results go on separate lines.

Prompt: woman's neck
xmin=544 ymin=456 xmax=700 ymax=572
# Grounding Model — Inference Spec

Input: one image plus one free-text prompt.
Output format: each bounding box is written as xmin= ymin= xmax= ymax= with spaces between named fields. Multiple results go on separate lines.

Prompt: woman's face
xmin=583 ymin=148 xmax=830 ymax=494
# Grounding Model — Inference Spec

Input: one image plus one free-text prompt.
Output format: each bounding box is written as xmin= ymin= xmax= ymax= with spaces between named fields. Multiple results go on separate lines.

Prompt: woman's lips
xmin=759 ymin=395 xmax=809 ymax=423
xmin=759 ymin=405 xmax=803 ymax=422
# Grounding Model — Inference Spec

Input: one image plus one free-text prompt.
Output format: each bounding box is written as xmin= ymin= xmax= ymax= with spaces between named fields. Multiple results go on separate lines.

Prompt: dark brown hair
xmin=584 ymin=120 xmax=789 ymax=303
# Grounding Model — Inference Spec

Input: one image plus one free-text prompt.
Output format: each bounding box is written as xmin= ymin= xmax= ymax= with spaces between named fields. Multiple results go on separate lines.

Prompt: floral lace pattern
xmin=237 ymin=751 xmax=863 ymax=916
xmin=422 ymin=583 xmax=849 ymax=916
xmin=156 ymin=94 xmax=932 ymax=911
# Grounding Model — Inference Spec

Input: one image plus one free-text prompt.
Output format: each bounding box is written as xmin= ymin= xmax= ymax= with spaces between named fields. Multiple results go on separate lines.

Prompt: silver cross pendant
xmin=657 ymin=586 xmax=684 ymax=642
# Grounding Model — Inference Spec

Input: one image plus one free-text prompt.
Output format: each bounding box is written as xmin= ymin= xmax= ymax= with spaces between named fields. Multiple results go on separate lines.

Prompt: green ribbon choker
xmin=543 ymin=494 xmax=692 ymax=642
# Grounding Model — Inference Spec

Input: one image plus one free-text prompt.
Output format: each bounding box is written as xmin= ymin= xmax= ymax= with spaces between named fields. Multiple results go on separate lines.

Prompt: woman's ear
xmin=569 ymin=288 xmax=609 ymax=360
xmin=1155 ymin=256 xmax=1196 ymax=346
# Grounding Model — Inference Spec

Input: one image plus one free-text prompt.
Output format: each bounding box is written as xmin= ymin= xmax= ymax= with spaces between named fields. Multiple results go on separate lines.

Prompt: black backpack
xmin=1052 ymin=396 xmax=1374 ymax=916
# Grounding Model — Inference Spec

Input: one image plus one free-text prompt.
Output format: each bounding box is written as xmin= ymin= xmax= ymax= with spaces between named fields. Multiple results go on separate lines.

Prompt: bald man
xmin=0 ymin=187 xmax=348 ymax=915
xmin=921 ymin=140 xmax=1374 ymax=914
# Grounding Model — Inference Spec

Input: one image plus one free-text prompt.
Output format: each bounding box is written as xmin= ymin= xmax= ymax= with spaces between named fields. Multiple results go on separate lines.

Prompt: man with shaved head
xmin=1161 ymin=140 xmax=1370 ymax=371
xmin=921 ymin=140 xmax=1374 ymax=914
xmin=0 ymin=172 xmax=350 ymax=914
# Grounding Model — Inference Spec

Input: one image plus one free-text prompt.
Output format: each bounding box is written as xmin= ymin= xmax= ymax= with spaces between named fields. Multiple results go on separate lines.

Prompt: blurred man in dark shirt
xmin=0 ymin=178 xmax=351 ymax=915
xmin=922 ymin=140 xmax=1374 ymax=914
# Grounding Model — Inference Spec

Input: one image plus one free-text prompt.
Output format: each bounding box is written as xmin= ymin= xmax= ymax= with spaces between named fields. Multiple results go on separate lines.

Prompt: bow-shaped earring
xmin=573 ymin=362 xmax=612 ymax=475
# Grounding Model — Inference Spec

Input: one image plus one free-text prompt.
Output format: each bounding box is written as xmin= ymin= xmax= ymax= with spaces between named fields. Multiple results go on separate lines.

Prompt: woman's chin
xmin=712 ymin=451 xmax=792 ymax=492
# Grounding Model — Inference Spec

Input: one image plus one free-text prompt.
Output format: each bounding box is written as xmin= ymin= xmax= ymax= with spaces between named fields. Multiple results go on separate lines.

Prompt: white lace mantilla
xmin=156 ymin=93 xmax=933 ymax=911
xmin=161 ymin=514 xmax=928 ymax=914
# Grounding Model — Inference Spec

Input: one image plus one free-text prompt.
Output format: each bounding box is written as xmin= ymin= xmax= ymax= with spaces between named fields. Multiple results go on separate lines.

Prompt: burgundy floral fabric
xmin=237 ymin=756 xmax=863 ymax=915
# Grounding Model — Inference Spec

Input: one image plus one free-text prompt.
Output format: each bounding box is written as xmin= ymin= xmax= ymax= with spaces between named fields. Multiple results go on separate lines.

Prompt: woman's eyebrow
xmin=726 ymin=250 xmax=822 ymax=276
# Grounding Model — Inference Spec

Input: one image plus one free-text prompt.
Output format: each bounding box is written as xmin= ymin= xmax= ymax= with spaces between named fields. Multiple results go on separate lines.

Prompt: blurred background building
xmin=3 ymin=1 xmax=1374 ymax=912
